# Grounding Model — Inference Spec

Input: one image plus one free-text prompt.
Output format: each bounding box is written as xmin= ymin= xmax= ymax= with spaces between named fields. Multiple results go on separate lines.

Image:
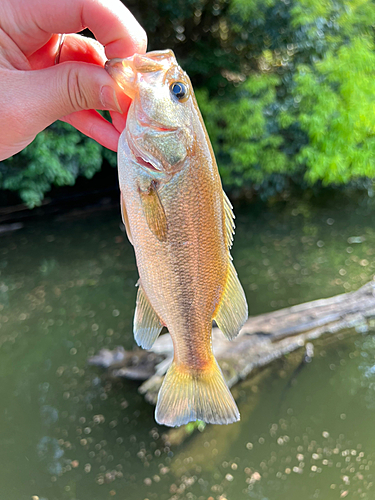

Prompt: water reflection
xmin=355 ymin=335 xmax=375 ymax=411
xmin=37 ymin=436 xmax=64 ymax=475
xmin=164 ymin=340 xmax=375 ymax=500
xmin=0 ymin=198 xmax=375 ymax=499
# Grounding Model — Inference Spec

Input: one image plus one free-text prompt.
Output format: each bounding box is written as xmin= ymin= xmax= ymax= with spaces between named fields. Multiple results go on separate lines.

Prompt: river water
xmin=1 ymin=195 xmax=375 ymax=500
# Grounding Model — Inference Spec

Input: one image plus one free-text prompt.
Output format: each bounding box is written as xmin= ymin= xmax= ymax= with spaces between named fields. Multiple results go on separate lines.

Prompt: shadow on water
xmin=1 ymin=194 xmax=375 ymax=499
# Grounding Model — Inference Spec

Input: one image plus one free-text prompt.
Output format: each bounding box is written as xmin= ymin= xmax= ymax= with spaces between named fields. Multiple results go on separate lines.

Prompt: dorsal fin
xmin=223 ymin=191 xmax=235 ymax=249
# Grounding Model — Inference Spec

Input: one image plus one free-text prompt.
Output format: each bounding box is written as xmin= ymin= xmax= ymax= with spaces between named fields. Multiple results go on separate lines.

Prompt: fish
xmin=105 ymin=50 xmax=248 ymax=427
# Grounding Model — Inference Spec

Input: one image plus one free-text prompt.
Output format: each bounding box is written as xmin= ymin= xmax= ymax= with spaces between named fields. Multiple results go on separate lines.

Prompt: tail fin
xmin=155 ymin=359 xmax=240 ymax=427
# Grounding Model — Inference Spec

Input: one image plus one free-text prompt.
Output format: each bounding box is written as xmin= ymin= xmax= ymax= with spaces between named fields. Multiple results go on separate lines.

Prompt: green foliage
xmin=197 ymin=74 xmax=288 ymax=188
xmin=1 ymin=0 xmax=375 ymax=206
xmin=0 ymin=122 xmax=103 ymax=207
xmin=195 ymin=0 xmax=375 ymax=193
xmin=291 ymin=0 xmax=375 ymax=185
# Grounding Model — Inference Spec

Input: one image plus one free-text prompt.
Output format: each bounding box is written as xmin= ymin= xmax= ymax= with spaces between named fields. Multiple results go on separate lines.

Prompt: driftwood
xmin=89 ymin=280 xmax=375 ymax=404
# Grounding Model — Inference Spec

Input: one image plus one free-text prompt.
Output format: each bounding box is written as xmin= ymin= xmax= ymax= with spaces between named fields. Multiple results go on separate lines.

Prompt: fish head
xmin=105 ymin=50 xmax=196 ymax=180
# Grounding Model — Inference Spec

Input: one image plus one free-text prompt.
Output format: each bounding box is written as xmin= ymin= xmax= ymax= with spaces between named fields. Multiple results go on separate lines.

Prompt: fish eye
xmin=170 ymin=82 xmax=189 ymax=102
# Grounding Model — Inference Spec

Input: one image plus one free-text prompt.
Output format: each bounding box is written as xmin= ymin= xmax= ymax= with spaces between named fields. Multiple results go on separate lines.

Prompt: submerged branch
xmin=89 ymin=280 xmax=375 ymax=403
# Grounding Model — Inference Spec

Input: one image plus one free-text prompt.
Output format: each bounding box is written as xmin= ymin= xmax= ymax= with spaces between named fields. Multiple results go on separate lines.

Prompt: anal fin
xmin=214 ymin=260 xmax=248 ymax=340
xmin=134 ymin=285 xmax=163 ymax=349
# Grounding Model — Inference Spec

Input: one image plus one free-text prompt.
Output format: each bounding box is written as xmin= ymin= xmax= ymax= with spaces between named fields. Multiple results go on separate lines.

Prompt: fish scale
xmin=106 ymin=49 xmax=248 ymax=427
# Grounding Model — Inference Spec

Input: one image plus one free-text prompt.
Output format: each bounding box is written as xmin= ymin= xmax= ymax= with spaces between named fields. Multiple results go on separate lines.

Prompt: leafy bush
xmin=196 ymin=74 xmax=288 ymax=188
xmin=1 ymin=0 xmax=375 ymax=206
xmin=292 ymin=0 xmax=375 ymax=185
xmin=0 ymin=122 xmax=105 ymax=207
xmin=197 ymin=0 xmax=375 ymax=194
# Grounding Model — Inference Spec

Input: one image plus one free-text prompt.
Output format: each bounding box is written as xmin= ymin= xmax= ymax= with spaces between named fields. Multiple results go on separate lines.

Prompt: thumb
xmin=27 ymin=61 xmax=124 ymax=122
xmin=0 ymin=62 xmax=125 ymax=160
xmin=4 ymin=62 xmax=123 ymax=142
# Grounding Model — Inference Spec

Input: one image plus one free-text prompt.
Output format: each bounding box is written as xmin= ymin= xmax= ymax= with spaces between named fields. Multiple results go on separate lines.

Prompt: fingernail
xmin=100 ymin=85 xmax=123 ymax=113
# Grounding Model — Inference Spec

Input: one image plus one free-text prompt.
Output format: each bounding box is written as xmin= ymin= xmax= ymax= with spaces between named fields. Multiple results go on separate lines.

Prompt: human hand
xmin=0 ymin=0 xmax=147 ymax=160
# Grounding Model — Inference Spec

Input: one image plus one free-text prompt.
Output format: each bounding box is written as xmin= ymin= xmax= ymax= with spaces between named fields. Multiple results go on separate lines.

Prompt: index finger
xmin=3 ymin=0 xmax=147 ymax=58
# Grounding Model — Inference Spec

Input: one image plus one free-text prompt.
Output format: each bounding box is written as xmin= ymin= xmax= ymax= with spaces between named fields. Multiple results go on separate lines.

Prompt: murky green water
xmin=1 ymin=195 xmax=375 ymax=500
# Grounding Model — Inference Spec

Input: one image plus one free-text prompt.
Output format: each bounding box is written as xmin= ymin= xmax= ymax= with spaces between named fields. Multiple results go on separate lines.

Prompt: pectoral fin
xmin=134 ymin=284 xmax=163 ymax=349
xmin=120 ymin=193 xmax=133 ymax=245
xmin=139 ymin=181 xmax=168 ymax=242
xmin=214 ymin=261 xmax=248 ymax=340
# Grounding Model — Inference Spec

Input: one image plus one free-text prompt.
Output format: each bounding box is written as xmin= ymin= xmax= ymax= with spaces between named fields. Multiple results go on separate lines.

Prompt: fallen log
xmin=89 ymin=280 xmax=375 ymax=404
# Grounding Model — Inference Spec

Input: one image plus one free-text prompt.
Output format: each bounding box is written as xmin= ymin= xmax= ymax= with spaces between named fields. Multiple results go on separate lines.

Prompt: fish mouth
xmin=127 ymin=101 xmax=179 ymax=175
xmin=135 ymin=100 xmax=178 ymax=133
xmin=105 ymin=58 xmax=136 ymax=99
xmin=105 ymin=51 xmax=176 ymax=99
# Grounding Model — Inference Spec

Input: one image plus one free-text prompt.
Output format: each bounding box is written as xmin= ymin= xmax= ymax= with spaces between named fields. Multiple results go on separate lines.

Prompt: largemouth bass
xmin=105 ymin=50 xmax=248 ymax=427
